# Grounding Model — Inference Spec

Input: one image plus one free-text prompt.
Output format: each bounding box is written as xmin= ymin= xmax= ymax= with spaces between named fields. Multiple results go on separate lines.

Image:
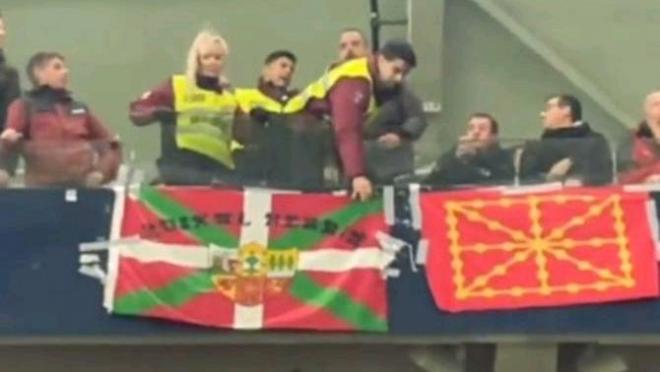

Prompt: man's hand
xmin=84 ymin=171 xmax=105 ymax=188
xmin=0 ymin=170 xmax=10 ymax=188
xmin=351 ymin=176 xmax=373 ymax=201
xmin=0 ymin=129 xmax=22 ymax=144
xmin=249 ymin=107 xmax=271 ymax=124
xmin=377 ymin=133 xmax=402 ymax=149
xmin=547 ymin=158 xmax=573 ymax=181
xmin=455 ymin=135 xmax=478 ymax=158
xmin=645 ymin=174 xmax=660 ymax=184
xmin=153 ymin=107 xmax=177 ymax=123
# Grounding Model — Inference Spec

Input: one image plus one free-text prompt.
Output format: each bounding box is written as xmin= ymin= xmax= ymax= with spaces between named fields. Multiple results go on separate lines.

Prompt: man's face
xmin=376 ymin=55 xmax=409 ymax=89
xmin=465 ymin=117 xmax=496 ymax=148
xmin=35 ymin=58 xmax=69 ymax=89
xmin=541 ymin=97 xmax=570 ymax=129
xmin=0 ymin=18 xmax=6 ymax=48
xmin=645 ymin=93 xmax=660 ymax=124
xmin=338 ymin=31 xmax=368 ymax=61
xmin=197 ymin=40 xmax=226 ymax=78
xmin=262 ymin=57 xmax=295 ymax=88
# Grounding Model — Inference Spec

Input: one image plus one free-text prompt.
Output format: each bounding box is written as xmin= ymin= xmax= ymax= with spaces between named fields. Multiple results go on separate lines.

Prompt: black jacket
xmin=519 ymin=122 xmax=613 ymax=185
xmin=0 ymin=50 xmax=20 ymax=129
xmin=426 ymin=143 xmax=515 ymax=187
xmin=364 ymin=85 xmax=428 ymax=183
xmin=365 ymin=84 xmax=427 ymax=140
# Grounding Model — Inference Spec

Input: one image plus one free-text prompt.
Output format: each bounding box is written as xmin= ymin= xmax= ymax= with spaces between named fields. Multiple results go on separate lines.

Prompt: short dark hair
xmin=26 ymin=52 xmax=65 ymax=87
xmin=379 ymin=39 xmax=417 ymax=68
xmin=264 ymin=50 xmax=297 ymax=65
xmin=469 ymin=112 xmax=499 ymax=135
xmin=551 ymin=94 xmax=582 ymax=121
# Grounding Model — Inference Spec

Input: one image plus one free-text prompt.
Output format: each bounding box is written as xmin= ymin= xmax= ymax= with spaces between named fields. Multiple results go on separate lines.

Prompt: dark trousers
xmin=235 ymin=123 xmax=325 ymax=190
xmin=157 ymin=150 xmax=235 ymax=186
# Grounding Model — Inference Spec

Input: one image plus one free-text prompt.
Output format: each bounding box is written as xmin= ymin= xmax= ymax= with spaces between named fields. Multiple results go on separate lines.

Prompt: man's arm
xmin=2 ymin=99 xmax=28 ymax=140
xmin=327 ymin=78 xmax=371 ymax=180
xmin=585 ymin=135 xmax=613 ymax=185
xmin=129 ymin=79 xmax=175 ymax=126
xmin=5 ymin=67 xmax=20 ymax=108
xmin=87 ymin=112 xmax=122 ymax=183
xmin=0 ymin=66 xmax=21 ymax=129
xmin=398 ymin=86 xmax=427 ymax=140
xmin=427 ymin=147 xmax=489 ymax=186
xmin=0 ymin=98 xmax=27 ymax=178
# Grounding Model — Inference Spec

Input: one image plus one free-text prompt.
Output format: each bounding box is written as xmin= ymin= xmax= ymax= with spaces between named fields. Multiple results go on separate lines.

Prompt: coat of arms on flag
xmin=97 ymin=186 xmax=395 ymax=331
xmin=422 ymin=187 xmax=659 ymax=312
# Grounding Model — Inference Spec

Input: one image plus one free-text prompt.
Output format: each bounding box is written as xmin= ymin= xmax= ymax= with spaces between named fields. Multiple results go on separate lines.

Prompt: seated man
xmin=618 ymin=91 xmax=660 ymax=184
xmin=0 ymin=52 xmax=120 ymax=187
xmin=426 ymin=113 xmax=513 ymax=186
xmin=519 ymin=94 xmax=612 ymax=186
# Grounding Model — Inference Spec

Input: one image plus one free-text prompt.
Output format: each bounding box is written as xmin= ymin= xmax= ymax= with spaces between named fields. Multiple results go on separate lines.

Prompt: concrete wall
xmin=493 ymin=0 xmax=660 ymax=123
xmin=2 ymin=0 xmax=656 ymax=167
xmin=438 ymin=0 xmax=628 ymax=157
xmin=1 ymin=0 xmax=370 ymax=167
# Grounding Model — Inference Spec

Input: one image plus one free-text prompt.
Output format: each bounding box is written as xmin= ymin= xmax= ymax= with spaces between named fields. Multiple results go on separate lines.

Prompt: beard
xmin=343 ymin=50 xmax=356 ymax=61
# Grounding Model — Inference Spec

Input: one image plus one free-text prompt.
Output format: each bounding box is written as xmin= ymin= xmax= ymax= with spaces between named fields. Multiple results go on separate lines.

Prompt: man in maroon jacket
xmin=0 ymin=52 xmax=120 ymax=187
xmin=307 ymin=39 xmax=417 ymax=200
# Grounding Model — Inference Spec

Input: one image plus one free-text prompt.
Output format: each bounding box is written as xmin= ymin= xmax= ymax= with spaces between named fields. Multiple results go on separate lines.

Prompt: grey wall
xmin=493 ymin=0 xmax=660 ymax=122
xmin=439 ymin=0 xmax=628 ymax=156
xmin=1 ymin=0 xmax=654 ymax=169
xmin=1 ymin=0 xmax=371 ymax=168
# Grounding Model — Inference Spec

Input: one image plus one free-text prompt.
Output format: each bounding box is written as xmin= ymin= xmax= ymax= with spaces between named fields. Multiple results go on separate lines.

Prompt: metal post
xmin=494 ymin=343 xmax=558 ymax=372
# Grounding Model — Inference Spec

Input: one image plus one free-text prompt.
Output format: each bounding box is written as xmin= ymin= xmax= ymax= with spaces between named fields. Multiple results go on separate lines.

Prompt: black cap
xmin=379 ymin=39 xmax=417 ymax=68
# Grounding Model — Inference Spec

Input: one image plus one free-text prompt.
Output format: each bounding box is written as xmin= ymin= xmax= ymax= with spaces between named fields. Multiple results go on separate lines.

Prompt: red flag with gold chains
xmin=422 ymin=187 xmax=659 ymax=312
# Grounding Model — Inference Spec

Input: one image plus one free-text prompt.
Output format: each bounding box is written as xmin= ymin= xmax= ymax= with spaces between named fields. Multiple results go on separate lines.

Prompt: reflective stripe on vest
xmin=235 ymin=88 xmax=286 ymax=113
xmin=283 ymin=57 xmax=376 ymax=114
xmin=172 ymin=75 xmax=237 ymax=168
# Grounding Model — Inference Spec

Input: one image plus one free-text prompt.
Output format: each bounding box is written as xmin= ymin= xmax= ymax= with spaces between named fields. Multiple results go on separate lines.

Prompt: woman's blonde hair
xmin=185 ymin=27 xmax=229 ymax=87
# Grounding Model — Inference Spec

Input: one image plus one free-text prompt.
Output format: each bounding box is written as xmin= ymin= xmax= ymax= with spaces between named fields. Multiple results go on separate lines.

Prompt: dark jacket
xmin=364 ymin=85 xmax=428 ymax=183
xmin=617 ymin=121 xmax=660 ymax=184
xmin=0 ymin=49 xmax=21 ymax=174
xmin=234 ymin=80 xmax=326 ymax=189
xmin=1 ymin=87 xmax=121 ymax=187
xmin=519 ymin=122 xmax=612 ymax=186
xmin=0 ymin=50 xmax=20 ymax=129
xmin=426 ymin=142 xmax=514 ymax=187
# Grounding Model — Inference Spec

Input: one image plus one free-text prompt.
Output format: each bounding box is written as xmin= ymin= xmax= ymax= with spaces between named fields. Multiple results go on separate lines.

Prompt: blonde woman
xmin=130 ymin=28 xmax=243 ymax=185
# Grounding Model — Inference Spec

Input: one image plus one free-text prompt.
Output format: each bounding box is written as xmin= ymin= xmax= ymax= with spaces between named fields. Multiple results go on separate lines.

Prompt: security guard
xmin=285 ymin=39 xmax=418 ymax=200
xmin=130 ymin=29 xmax=242 ymax=185
xmin=235 ymin=50 xmax=327 ymax=189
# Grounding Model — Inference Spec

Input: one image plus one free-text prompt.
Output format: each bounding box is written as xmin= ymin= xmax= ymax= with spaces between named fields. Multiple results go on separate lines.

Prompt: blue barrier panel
xmin=387 ymin=218 xmax=660 ymax=336
xmin=0 ymin=189 xmax=657 ymax=338
xmin=0 ymin=189 xmax=206 ymax=336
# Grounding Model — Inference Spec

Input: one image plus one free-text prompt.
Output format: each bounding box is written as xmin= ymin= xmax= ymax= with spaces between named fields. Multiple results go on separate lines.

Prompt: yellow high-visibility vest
xmin=172 ymin=75 xmax=237 ymax=168
xmin=235 ymin=88 xmax=287 ymax=114
xmin=284 ymin=57 xmax=376 ymax=114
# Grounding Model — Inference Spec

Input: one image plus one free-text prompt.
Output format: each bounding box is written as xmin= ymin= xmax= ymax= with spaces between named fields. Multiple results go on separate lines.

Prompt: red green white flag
xmin=104 ymin=186 xmax=391 ymax=331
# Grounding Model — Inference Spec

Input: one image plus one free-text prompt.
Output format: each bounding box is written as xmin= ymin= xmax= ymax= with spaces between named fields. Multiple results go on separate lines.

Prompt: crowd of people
xmin=1 ymin=11 xmax=660 ymax=198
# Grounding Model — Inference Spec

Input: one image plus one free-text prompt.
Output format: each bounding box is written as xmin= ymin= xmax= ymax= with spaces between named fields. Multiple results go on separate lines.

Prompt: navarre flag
xmin=105 ymin=186 xmax=390 ymax=331
xmin=421 ymin=187 xmax=659 ymax=312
